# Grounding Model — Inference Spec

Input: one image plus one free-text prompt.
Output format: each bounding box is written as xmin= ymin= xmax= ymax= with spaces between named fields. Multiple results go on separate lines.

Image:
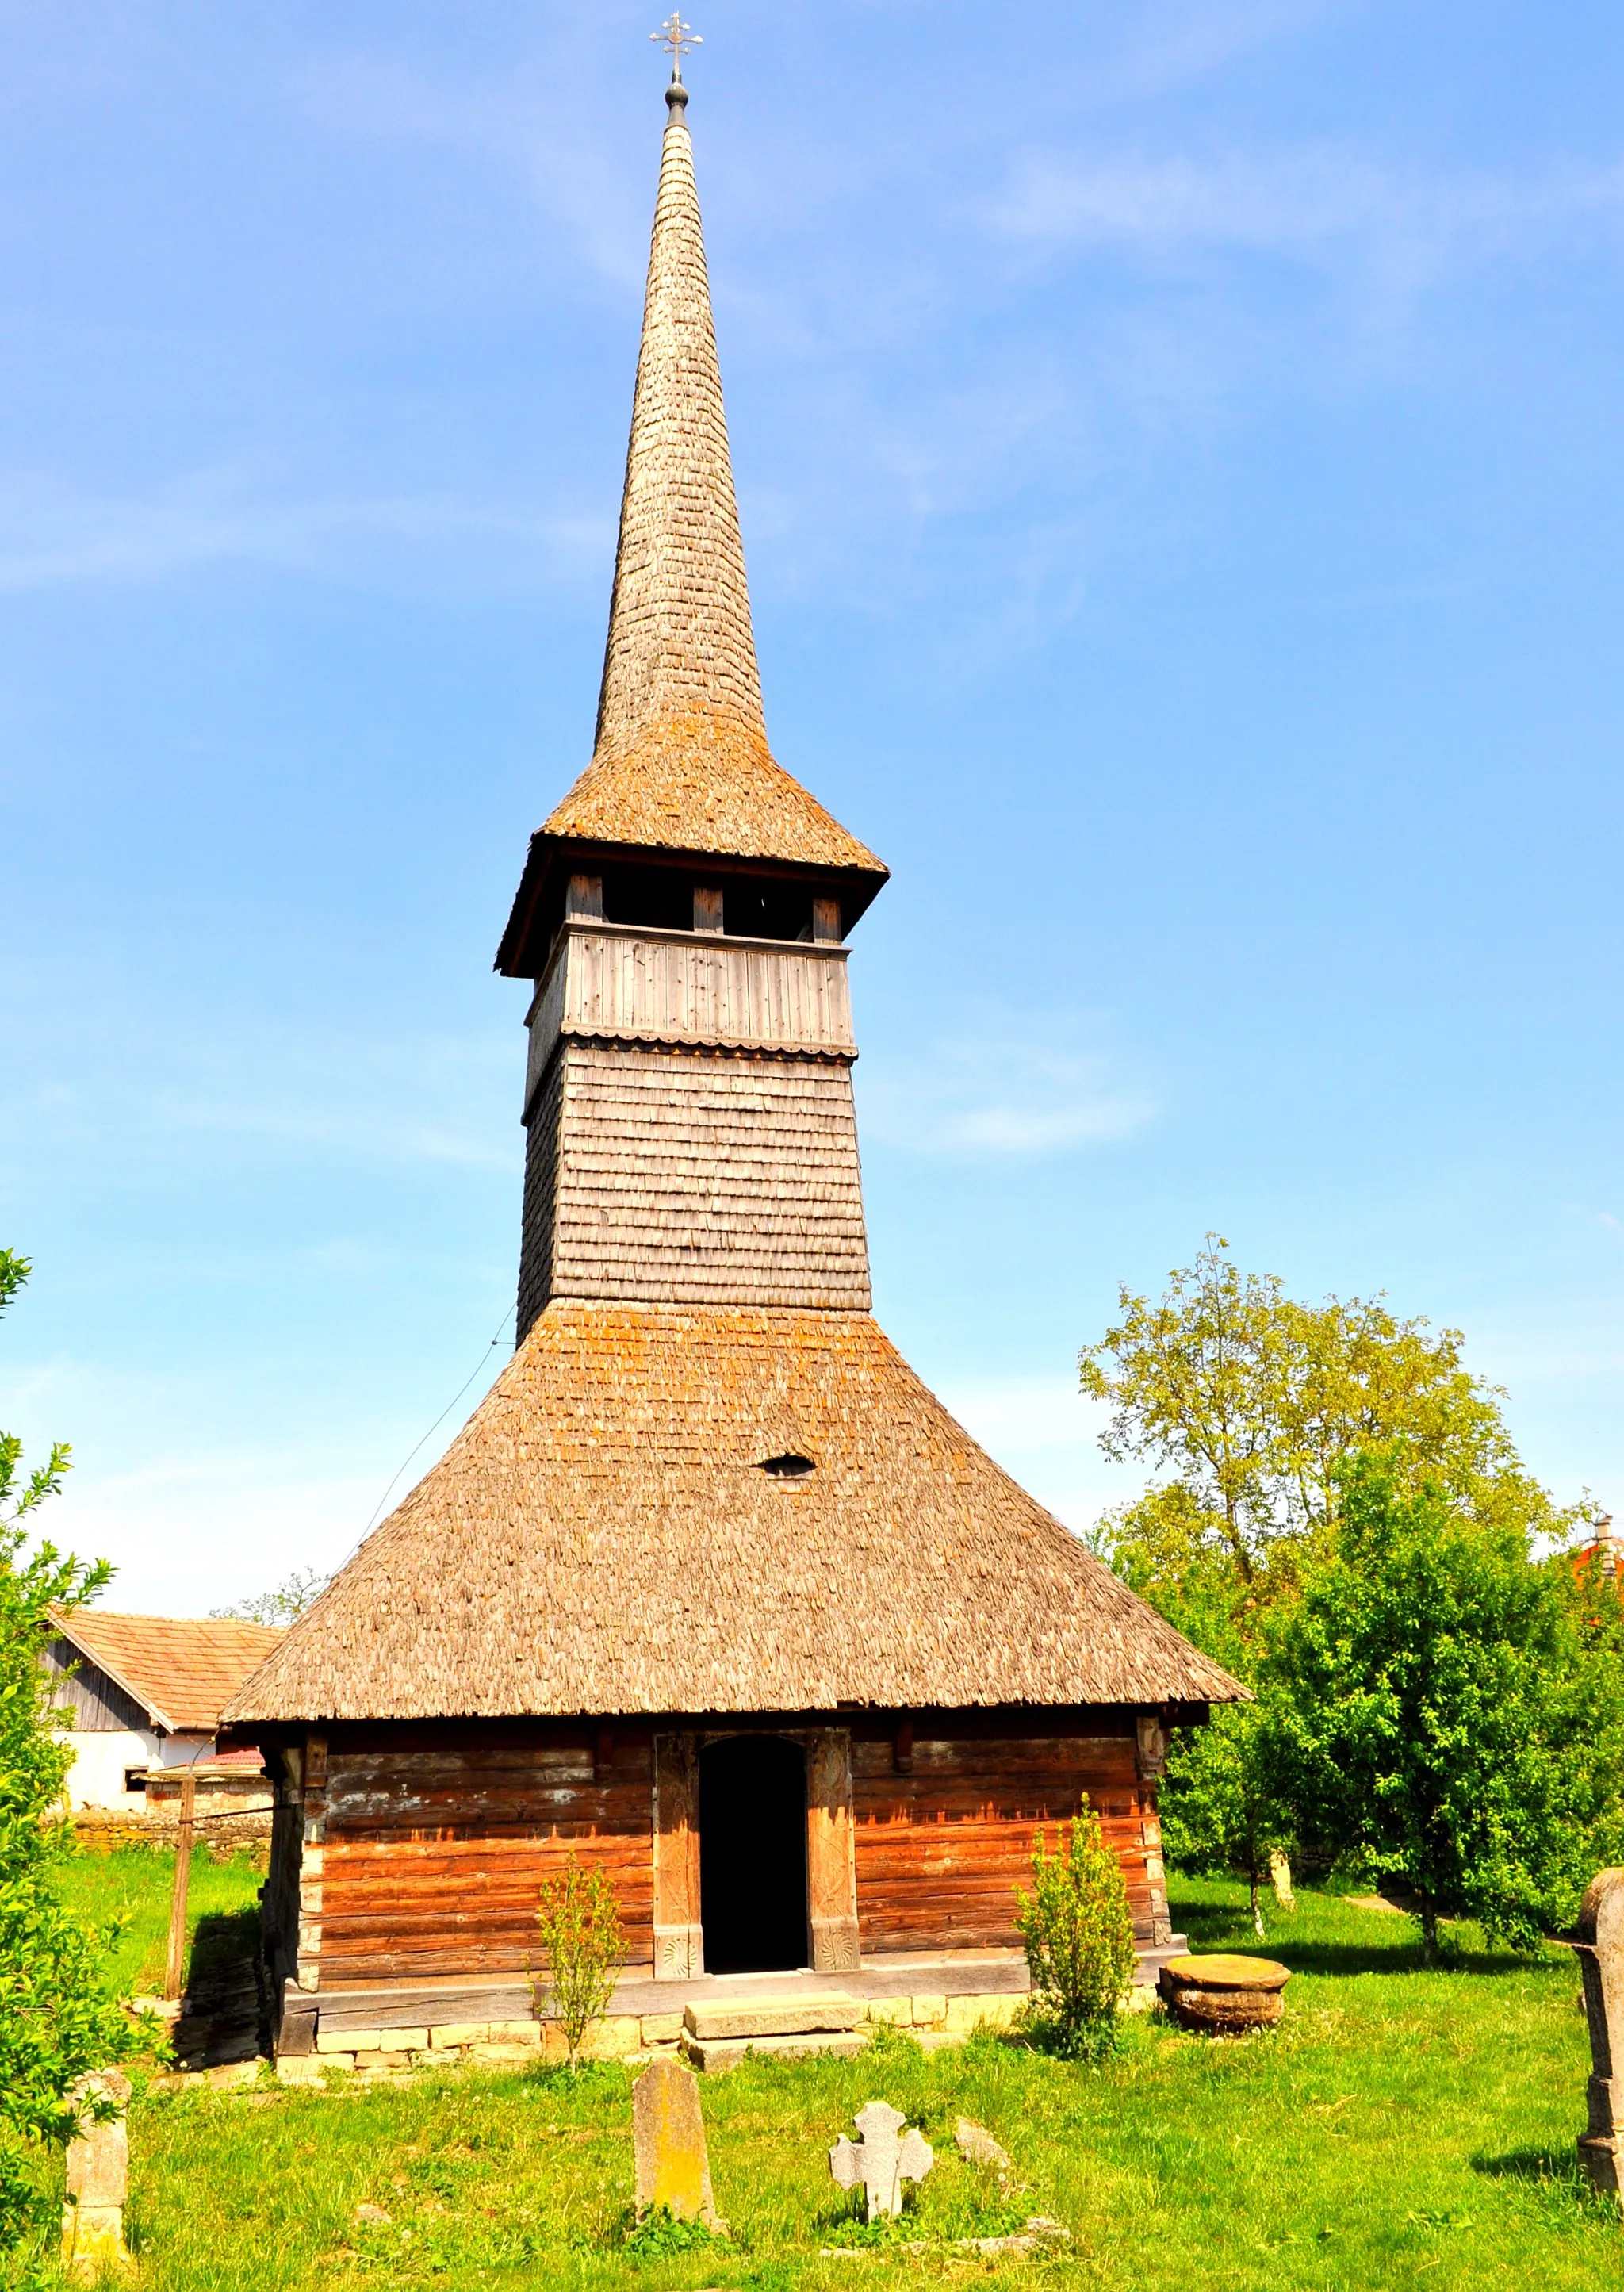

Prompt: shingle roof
xmin=518 ymin=88 xmax=883 ymax=895
xmin=52 ymin=1611 xmax=285 ymax=1734
xmin=224 ymin=1304 xmax=1243 ymax=1724
xmin=542 ymin=712 xmax=884 ymax=876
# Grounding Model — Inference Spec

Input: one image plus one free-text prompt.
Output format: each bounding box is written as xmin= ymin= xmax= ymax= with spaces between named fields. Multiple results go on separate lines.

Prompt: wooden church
xmin=224 ymin=52 xmax=1241 ymax=2059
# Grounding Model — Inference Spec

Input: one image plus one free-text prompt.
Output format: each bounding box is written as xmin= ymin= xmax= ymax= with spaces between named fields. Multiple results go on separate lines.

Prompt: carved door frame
xmin=651 ymin=1723 xmax=859 ymax=1980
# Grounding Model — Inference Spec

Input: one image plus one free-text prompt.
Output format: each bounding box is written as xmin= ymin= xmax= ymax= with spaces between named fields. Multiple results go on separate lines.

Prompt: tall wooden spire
xmin=497 ymin=77 xmax=886 ymax=979
xmin=595 ymin=75 xmax=764 ymax=761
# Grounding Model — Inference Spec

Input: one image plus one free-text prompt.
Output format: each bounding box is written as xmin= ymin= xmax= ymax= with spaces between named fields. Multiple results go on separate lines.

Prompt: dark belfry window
xmin=699 ymin=1734 xmax=809 ymax=1975
xmin=600 ymin=863 xmax=695 ymax=933
xmin=726 ymin=877 xmax=814 ymax=943
xmin=596 ymin=865 xmax=816 ymax=943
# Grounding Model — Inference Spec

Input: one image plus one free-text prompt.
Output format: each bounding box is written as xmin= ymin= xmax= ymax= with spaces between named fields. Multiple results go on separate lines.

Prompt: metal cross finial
xmin=651 ymin=12 xmax=702 ymax=82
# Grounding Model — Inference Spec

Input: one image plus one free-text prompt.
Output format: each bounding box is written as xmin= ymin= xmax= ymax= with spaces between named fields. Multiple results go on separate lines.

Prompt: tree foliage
xmin=1013 ymin=1805 xmax=1138 ymax=2061
xmin=1083 ymin=1240 xmax=1606 ymax=1930
xmin=210 ymin=1567 xmax=330 ymax=1627
xmin=0 ymin=1251 xmax=140 ymax=2253
xmin=1263 ymin=1465 xmax=1624 ymax=1957
xmin=1082 ymin=1236 xmax=1563 ymax=1594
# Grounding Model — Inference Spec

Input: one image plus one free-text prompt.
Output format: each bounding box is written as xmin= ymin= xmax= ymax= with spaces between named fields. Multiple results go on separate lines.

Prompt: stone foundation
xmin=275 ymin=1991 xmax=1029 ymax=2082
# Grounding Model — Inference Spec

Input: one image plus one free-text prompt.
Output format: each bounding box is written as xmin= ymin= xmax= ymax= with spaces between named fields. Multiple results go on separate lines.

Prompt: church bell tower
xmin=497 ymin=55 xmax=889 ymax=1337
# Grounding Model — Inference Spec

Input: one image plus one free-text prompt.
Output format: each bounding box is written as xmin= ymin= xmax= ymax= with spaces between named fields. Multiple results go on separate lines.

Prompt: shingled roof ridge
xmin=593 ymin=75 xmax=764 ymax=765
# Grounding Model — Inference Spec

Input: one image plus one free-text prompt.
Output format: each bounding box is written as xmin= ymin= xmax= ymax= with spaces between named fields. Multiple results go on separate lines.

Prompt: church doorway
xmin=699 ymin=1734 xmax=809 ymax=1975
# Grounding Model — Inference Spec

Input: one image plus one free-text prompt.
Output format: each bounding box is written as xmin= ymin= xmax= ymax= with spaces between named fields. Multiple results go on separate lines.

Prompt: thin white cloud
xmin=988 ymin=146 xmax=1624 ymax=286
xmin=861 ymin=1006 xmax=1155 ymax=1157
xmin=1102 ymin=0 xmax=1347 ymax=98
xmin=0 ymin=974 xmax=522 ymax=1177
xmin=0 ymin=467 xmax=611 ymax=596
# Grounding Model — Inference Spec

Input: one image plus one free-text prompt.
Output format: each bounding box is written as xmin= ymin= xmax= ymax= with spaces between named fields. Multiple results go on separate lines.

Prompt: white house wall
xmin=63 ymin=1729 xmax=162 ymax=1811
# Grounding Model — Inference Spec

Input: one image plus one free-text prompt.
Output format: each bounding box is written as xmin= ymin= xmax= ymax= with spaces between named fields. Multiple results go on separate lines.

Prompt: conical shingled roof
xmin=224 ymin=1305 xmax=1243 ymax=1723
xmin=536 ymin=82 xmax=883 ymax=880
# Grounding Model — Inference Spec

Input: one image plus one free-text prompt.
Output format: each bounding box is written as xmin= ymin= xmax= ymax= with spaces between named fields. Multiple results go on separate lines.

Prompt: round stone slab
xmin=1162 ymin=1954 xmax=1289 ymax=1991
xmin=1159 ymin=1953 xmax=1290 ymax=2033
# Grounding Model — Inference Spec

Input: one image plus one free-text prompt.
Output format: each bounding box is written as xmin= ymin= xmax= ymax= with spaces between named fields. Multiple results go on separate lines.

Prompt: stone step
xmin=683 ymin=1991 xmax=864 ymax=2044
xmin=681 ymin=2028 xmax=871 ymax=2073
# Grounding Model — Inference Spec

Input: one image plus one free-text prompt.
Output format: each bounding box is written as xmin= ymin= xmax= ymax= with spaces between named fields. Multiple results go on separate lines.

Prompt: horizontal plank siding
xmin=852 ymin=1734 xmax=1155 ymax=1953
xmin=320 ymin=1738 xmax=654 ymax=1985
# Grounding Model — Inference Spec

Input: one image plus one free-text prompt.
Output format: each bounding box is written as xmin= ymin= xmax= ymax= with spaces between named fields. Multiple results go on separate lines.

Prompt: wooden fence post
xmin=163 ymin=1768 xmax=197 ymax=2003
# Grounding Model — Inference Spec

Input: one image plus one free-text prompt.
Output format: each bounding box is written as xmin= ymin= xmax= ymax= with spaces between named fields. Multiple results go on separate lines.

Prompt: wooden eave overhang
xmin=496 ymin=828 xmax=889 ymax=979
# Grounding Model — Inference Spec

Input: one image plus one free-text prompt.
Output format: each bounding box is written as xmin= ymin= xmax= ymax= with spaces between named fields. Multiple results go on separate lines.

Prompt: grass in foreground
xmin=33 ymin=1877 xmax=1622 ymax=2289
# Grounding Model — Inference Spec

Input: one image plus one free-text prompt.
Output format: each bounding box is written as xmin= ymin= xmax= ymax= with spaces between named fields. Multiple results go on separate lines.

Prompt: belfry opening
xmin=699 ymin=1735 xmax=809 ymax=1976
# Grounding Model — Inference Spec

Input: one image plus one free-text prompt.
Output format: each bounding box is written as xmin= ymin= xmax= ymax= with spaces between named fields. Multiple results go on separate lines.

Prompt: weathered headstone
xmin=60 ymin=2068 xmax=133 ymax=2282
xmin=632 ymin=2056 xmax=719 ymax=2226
xmin=953 ymin=2118 xmax=1012 ymax=2178
xmin=829 ymin=2101 xmax=933 ymax=2222
xmin=1577 ymin=1866 xmax=1624 ymax=2198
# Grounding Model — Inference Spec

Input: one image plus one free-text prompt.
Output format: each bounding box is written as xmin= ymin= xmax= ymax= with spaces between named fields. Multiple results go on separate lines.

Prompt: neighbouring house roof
xmin=496 ymin=86 xmax=884 ymax=977
xmin=51 ymin=1611 xmax=285 ymax=1735
xmin=224 ymin=1303 xmax=1245 ymax=1725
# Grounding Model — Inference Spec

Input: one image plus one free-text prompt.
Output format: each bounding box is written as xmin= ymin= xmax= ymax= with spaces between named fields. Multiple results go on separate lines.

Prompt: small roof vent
xmin=757 ymin=1453 xmax=816 ymax=1480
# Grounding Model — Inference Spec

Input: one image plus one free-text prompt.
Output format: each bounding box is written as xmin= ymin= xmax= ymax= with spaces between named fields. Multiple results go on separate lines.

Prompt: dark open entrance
xmin=699 ymin=1734 xmax=809 ymax=1975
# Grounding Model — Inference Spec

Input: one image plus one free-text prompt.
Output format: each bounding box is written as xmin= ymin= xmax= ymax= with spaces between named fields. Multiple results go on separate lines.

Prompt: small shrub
xmin=531 ymin=1854 xmax=626 ymax=2072
xmin=619 ymin=2202 xmax=722 ymax=2256
xmin=1014 ymin=1803 xmax=1137 ymax=2063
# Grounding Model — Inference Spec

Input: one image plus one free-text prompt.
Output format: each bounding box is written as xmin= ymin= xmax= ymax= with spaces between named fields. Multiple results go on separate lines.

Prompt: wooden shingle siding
xmin=852 ymin=1733 xmax=1156 ymax=1951
xmin=319 ymin=1732 xmax=656 ymax=1987
xmin=516 ymin=1052 xmax=567 ymax=1340
xmin=526 ymin=924 xmax=854 ymax=1095
xmin=527 ymin=1041 xmax=870 ymax=1314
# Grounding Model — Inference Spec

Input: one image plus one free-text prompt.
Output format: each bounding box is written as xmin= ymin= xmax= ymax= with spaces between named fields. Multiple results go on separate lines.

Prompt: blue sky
xmin=4 ymin=1 xmax=1622 ymax=1611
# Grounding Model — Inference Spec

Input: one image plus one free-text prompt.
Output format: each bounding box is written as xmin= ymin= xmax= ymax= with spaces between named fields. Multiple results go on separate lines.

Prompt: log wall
xmin=298 ymin=1713 xmax=1166 ymax=1991
xmin=852 ymin=1727 xmax=1161 ymax=1951
xmin=318 ymin=1725 xmax=655 ymax=1988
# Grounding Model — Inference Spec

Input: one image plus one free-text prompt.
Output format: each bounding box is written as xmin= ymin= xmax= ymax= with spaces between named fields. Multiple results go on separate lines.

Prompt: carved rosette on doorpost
xmin=807 ymin=1727 xmax=860 ymax=1974
xmin=651 ymin=1725 xmax=860 ymax=1979
xmin=653 ymin=1734 xmax=704 ymax=1980
xmin=1135 ymin=1711 xmax=1173 ymax=1949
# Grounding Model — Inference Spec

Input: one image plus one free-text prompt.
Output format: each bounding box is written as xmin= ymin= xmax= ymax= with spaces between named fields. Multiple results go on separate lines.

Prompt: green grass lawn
xmin=36 ymin=1872 xmax=1622 ymax=2290
xmin=59 ymin=1842 xmax=263 ymax=1998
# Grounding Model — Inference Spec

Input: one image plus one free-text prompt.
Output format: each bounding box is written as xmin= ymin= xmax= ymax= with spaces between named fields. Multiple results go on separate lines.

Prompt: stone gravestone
xmin=1577 ymin=1866 xmax=1624 ymax=2198
xmin=60 ymin=2068 xmax=134 ymax=2281
xmin=830 ymin=2101 xmax=933 ymax=2223
xmin=632 ymin=2056 xmax=720 ymax=2227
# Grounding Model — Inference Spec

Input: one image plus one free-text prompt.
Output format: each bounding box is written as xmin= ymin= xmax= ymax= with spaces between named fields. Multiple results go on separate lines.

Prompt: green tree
xmin=1263 ymin=1463 xmax=1616 ymax=1958
xmin=1083 ymin=1240 xmax=1584 ymax=1907
xmin=1121 ymin=1544 xmax=1287 ymax=1936
xmin=0 ymin=1251 xmax=140 ymax=2253
xmin=1082 ymin=1236 xmax=1561 ymax=1593
xmin=1013 ymin=1805 xmax=1138 ymax=2062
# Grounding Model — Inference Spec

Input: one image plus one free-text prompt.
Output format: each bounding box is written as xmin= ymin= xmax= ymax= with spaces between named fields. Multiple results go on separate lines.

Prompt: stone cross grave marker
xmin=829 ymin=2100 xmax=933 ymax=2222
xmin=60 ymin=2068 xmax=133 ymax=2281
xmin=633 ymin=2056 xmax=720 ymax=2226
xmin=1578 ymin=1865 xmax=1624 ymax=2199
